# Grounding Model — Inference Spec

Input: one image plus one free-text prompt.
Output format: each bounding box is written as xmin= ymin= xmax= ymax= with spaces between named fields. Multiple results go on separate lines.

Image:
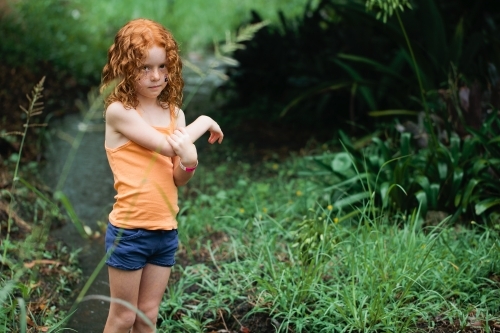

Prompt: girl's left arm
xmin=172 ymin=111 xmax=197 ymax=186
xmin=172 ymin=155 xmax=197 ymax=186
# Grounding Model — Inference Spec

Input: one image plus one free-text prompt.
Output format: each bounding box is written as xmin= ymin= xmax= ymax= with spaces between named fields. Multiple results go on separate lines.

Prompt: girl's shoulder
xmin=107 ymin=101 xmax=127 ymax=112
xmin=106 ymin=102 xmax=139 ymax=123
xmin=174 ymin=106 xmax=184 ymax=118
xmin=174 ymin=107 xmax=186 ymax=128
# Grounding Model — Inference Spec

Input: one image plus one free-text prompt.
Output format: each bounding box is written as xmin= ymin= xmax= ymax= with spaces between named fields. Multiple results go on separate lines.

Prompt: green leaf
xmin=334 ymin=58 xmax=377 ymax=109
xmin=372 ymin=137 xmax=391 ymax=161
xmin=17 ymin=298 xmax=27 ymax=333
xmin=437 ymin=162 xmax=448 ymax=181
xmin=18 ymin=178 xmax=59 ymax=209
xmin=451 ymin=169 xmax=464 ymax=197
xmin=449 ymin=134 xmax=460 ymax=164
xmin=0 ymin=280 xmax=16 ymax=304
xmin=380 ymin=182 xmax=390 ymax=209
xmin=460 ymin=137 xmax=477 ymax=161
xmin=430 ymin=183 xmax=440 ymax=209
xmin=323 ymin=173 xmax=370 ymax=192
xmin=337 ymin=53 xmax=408 ymax=81
xmin=461 ymin=179 xmax=480 ymax=211
xmin=380 ymin=182 xmax=407 ymax=209
xmin=331 ymin=152 xmax=352 ymax=173
xmin=333 ymin=192 xmax=371 ymax=210
xmin=400 ymin=132 xmax=411 ymax=156
xmin=475 ymin=198 xmax=500 ymax=215
xmin=416 ymin=175 xmax=430 ymax=198
xmin=471 ymin=159 xmax=489 ymax=175
xmin=415 ymin=190 xmax=428 ymax=218
xmin=54 ymin=191 xmax=88 ymax=239
xmin=368 ymin=109 xmax=420 ymax=117
xmin=488 ymin=136 xmax=500 ymax=144
xmin=280 ymin=81 xmax=351 ymax=117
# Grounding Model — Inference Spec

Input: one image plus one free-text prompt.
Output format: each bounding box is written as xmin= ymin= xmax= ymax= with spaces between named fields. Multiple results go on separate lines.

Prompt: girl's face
xmin=134 ymin=45 xmax=168 ymax=100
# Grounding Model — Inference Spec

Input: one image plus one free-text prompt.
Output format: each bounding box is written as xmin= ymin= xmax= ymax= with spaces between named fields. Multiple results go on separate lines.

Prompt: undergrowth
xmin=1 ymin=86 xmax=499 ymax=331
xmin=159 ymin=144 xmax=500 ymax=333
xmin=0 ymin=78 xmax=82 ymax=332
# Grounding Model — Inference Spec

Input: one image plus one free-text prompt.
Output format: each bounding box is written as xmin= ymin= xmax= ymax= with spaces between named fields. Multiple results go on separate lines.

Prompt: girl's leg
xmin=103 ymin=267 xmax=143 ymax=333
xmin=132 ymin=263 xmax=172 ymax=333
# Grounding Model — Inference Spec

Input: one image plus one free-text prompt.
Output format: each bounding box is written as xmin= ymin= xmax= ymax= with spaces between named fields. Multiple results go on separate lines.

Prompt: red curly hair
xmin=101 ymin=18 xmax=183 ymax=117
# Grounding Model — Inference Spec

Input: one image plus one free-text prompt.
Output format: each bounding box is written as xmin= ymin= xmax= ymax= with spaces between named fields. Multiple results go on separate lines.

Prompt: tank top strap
xmin=169 ymin=108 xmax=177 ymax=132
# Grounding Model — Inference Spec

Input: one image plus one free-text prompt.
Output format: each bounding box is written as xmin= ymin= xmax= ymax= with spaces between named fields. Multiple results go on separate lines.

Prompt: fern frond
xmin=236 ymin=21 xmax=269 ymax=43
xmin=207 ymin=69 xmax=229 ymax=81
xmin=183 ymin=59 xmax=205 ymax=77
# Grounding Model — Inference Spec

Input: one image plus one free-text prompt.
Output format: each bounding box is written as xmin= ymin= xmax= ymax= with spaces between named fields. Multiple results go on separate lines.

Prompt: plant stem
xmin=8 ymin=79 xmax=43 ymax=231
xmin=2 ymin=78 xmax=45 ymax=261
xmin=395 ymin=11 xmax=438 ymax=148
xmin=1 ymin=111 xmax=30 ymax=257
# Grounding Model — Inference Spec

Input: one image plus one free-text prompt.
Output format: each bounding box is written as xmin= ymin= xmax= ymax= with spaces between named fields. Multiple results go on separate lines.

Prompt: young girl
xmin=100 ymin=18 xmax=223 ymax=333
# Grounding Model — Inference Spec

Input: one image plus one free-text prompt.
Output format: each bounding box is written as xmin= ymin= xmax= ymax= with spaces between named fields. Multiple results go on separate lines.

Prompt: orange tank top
xmin=105 ymin=120 xmax=178 ymax=230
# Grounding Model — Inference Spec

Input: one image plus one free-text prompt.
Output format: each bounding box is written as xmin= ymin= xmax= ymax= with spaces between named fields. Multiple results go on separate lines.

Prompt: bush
xmin=216 ymin=0 xmax=500 ymax=142
xmin=303 ymin=106 xmax=500 ymax=225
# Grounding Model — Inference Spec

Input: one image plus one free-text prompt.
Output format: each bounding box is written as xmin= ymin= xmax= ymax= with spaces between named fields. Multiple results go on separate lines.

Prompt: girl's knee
xmin=136 ymin=305 xmax=159 ymax=327
xmin=108 ymin=308 xmax=137 ymax=329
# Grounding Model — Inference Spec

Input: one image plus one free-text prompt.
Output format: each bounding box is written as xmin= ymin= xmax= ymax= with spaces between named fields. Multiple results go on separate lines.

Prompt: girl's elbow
xmin=174 ymin=179 xmax=187 ymax=187
xmin=174 ymin=176 xmax=194 ymax=187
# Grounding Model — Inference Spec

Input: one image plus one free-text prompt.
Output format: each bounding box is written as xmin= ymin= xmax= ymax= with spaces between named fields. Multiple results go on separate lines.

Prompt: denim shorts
xmin=105 ymin=222 xmax=178 ymax=271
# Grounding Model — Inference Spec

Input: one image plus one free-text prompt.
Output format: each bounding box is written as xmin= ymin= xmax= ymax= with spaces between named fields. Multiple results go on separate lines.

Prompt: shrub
xmin=216 ymin=0 xmax=500 ymax=143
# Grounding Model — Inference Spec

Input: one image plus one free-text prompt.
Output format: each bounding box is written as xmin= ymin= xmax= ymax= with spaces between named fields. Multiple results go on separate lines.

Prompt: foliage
xmin=0 ymin=79 xmax=82 ymax=332
xmin=302 ymin=106 xmax=500 ymax=224
xmin=153 ymin=145 xmax=500 ymax=332
xmin=1 ymin=1 xmax=499 ymax=331
xmin=0 ymin=0 xmax=104 ymax=84
xmin=212 ymin=0 xmax=500 ymax=226
xmin=216 ymin=0 xmax=500 ymax=140
xmin=0 ymin=0 xmax=313 ymax=85
xmin=216 ymin=0 xmax=369 ymax=133
xmin=1 ymin=89 xmax=499 ymax=331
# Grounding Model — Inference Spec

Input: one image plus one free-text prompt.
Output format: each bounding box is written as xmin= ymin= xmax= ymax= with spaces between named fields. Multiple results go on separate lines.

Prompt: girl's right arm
xmin=105 ymin=103 xmax=223 ymax=157
xmin=105 ymin=102 xmax=177 ymax=156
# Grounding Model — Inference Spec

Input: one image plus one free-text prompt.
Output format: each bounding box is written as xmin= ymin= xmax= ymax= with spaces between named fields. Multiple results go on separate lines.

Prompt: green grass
xmin=1 ymin=4 xmax=499 ymax=329
xmin=2 ymin=110 xmax=499 ymax=331
xmin=0 ymin=78 xmax=83 ymax=333
xmin=156 ymin=143 xmax=500 ymax=332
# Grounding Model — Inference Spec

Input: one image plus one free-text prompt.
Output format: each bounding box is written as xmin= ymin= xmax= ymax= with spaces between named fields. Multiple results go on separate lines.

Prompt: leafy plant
xmin=1 ymin=77 xmax=47 ymax=244
xmin=216 ymin=0 xmax=500 ymax=144
xmin=0 ymin=78 xmax=82 ymax=332
xmin=305 ymin=105 xmax=500 ymax=224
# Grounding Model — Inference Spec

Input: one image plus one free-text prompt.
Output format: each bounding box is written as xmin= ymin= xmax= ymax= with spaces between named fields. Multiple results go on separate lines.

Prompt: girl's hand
xmin=208 ymin=120 xmax=224 ymax=144
xmin=166 ymin=127 xmax=197 ymax=164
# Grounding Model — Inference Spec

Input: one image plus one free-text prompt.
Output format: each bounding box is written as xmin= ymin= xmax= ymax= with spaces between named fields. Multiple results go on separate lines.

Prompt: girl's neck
xmin=137 ymin=96 xmax=159 ymax=109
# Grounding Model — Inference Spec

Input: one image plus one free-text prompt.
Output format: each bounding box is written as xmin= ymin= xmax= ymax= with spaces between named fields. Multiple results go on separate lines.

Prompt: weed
xmin=0 ymin=78 xmax=82 ymax=332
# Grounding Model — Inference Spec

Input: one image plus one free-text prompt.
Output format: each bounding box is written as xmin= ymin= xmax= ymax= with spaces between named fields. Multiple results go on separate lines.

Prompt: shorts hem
xmin=105 ymin=261 xmax=145 ymax=271
xmin=149 ymin=260 xmax=176 ymax=267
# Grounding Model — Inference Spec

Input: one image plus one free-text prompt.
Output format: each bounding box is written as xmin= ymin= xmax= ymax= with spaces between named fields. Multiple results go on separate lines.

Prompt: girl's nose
xmin=151 ymin=68 xmax=161 ymax=81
